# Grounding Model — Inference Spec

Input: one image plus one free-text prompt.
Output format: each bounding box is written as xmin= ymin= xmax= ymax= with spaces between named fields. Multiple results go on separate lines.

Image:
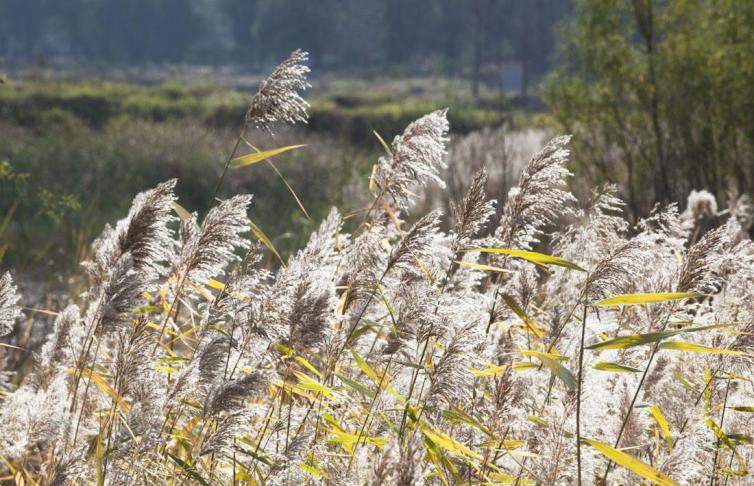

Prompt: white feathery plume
xmin=374 ymin=109 xmax=450 ymax=209
xmin=496 ymin=134 xmax=575 ymax=250
xmin=82 ymin=179 xmax=177 ymax=282
xmin=0 ymin=271 xmax=21 ymax=337
xmin=246 ymin=49 xmax=310 ymax=133
xmin=173 ymin=194 xmax=252 ymax=289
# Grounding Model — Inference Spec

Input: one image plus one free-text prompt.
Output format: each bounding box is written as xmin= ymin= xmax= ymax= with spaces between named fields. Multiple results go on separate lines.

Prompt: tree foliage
xmin=544 ymin=0 xmax=754 ymax=217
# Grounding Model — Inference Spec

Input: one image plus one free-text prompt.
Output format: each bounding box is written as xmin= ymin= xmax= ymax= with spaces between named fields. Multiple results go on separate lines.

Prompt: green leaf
xmin=527 ymin=414 xmax=549 ymax=427
xmin=730 ymin=406 xmax=754 ymax=412
xmin=442 ymin=407 xmax=492 ymax=436
xmin=519 ymin=350 xmax=576 ymax=390
xmin=230 ymin=144 xmax=306 ymax=168
xmin=502 ymin=295 xmax=545 ymax=338
xmin=595 ymin=292 xmax=703 ymax=306
xmin=593 ymin=361 xmax=642 ymax=373
xmin=335 ymin=373 xmax=375 ymax=400
xmin=351 ymin=349 xmax=405 ymax=402
xmin=166 ymin=453 xmax=210 ymax=486
xmin=587 ymin=323 xmax=738 ymax=351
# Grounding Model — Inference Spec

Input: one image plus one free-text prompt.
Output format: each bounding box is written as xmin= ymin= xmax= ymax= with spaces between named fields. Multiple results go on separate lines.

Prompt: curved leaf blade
xmin=582 ymin=438 xmax=677 ymax=486
xmin=466 ymin=248 xmax=586 ymax=272
xmin=658 ymin=341 xmax=750 ymax=356
xmin=230 ymin=144 xmax=306 ymax=168
xmin=593 ymin=361 xmax=642 ymax=373
xmin=595 ymin=292 xmax=702 ymax=307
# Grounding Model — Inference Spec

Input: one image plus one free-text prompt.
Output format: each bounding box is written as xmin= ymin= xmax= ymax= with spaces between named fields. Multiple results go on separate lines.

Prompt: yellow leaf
xmin=295 ymin=356 xmax=322 ymax=378
xmin=658 ymin=341 xmax=750 ymax=356
xmin=373 ymin=130 xmax=393 ymax=157
xmin=595 ymin=292 xmax=702 ymax=306
xmin=582 ymin=438 xmax=677 ymax=486
xmin=230 ymin=144 xmax=306 ymax=168
xmin=513 ymin=361 xmax=539 ymax=371
xmin=527 ymin=414 xmax=549 ymax=427
xmin=649 ymin=405 xmax=673 ymax=452
xmin=292 ymin=371 xmax=335 ymax=399
xmin=325 ymin=429 xmax=388 ymax=447
xmin=299 ymin=462 xmax=324 ymax=477
xmin=351 ymin=349 xmax=405 ymax=403
xmin=489 ymin=472 xmax=534 ymax=484
xmin=249 ymin=218 xmax=285 ymax=267
xmin=503 ymin=295 xmax=545 ymax=338
xmin=467 ymin=248 xmax=585 ymax=271
xmin=66 ymin=368 xmax=130 ymax=413
xmin=368 ymin=164 xmax=378 ymax=195
xmin=454 ymin=260 xmax=514 ymax=274
xmin=422 ymin=426 xmax=482 ymax=461
xmin=267 ymin=159 xmax=311 ymax=220
xmin=470 ymin=364 xmax=508 ymax=377
xmin=21 ymin=306 xmax=59 ymax=317
xmin=171 ymin=201 xmax=192 ymax=221
xmin=479 ymin=439 xmax=526 ymax=450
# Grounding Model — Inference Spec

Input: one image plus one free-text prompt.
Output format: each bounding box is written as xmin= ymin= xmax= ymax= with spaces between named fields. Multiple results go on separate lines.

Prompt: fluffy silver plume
xmin=37 ymin=305 xmax=82 ymax=384
xmin=174 ymin=194 xmax=252 ymax=288
xmin=374 ymin=109 xmax=450 ymax=209
xmin=638 ymin=203 xmax=685 ymax=243
xmin=199 ymin=410 xmax=249 ymax=456
xmin=496 ymin=135 xmax=575 ymax=250
xmin=677 ymin=218 xmax=739 ymax=294
xmin=83 ymin=180 xmax=177 ymax=282
xmin=588 ymin=238 xmax=651 ymax=301
xmin=273 ymin=208 xmax=342 ymax=351
xmin=246 ymin=49 xmax=310 ymax=133
xmin=0 ymin=272 xmax=21 ymax=337
xmin=91 ymin=254 xmax=149 ymax=334
xmin=451 ymin=168 xmax=496 ymax=248
xmin=387 ymin=210 xmax=442 ymax=273
xmin=204 ymin=371 xmax=268 ymax=417
xmin=427 ymin=321 xmax=481 ymax=407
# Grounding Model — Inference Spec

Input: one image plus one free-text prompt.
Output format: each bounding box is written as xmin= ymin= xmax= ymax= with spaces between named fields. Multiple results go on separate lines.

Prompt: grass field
xmin=0 ymin=75 xmax=543 ymax=272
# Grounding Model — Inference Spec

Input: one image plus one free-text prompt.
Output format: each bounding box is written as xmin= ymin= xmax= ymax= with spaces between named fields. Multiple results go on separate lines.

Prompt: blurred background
xmin=0 ymin=0 xmax=752 ymax=280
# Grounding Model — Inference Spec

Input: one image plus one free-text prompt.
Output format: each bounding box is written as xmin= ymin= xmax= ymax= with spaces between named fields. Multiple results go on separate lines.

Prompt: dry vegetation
xmin=1 ymin=51 xmax=754 ymax=486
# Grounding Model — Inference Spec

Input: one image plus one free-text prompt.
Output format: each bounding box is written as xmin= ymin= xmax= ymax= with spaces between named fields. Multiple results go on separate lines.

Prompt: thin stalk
xmin=346 ymin=354 xmax=395 ymax=473
xmin=601 ymin=307 xmax=675 ymax=483
xmin=673 ymin=360 xmax=725 ymax=446
xmin=601 ymin=341 xmax=660 ymax=482
xmin=286 ymin=271 xmax=389 ymax=447
xmin=67 ymin=296 xmax=107 ymax=412
xmin=207 ymin=128 xmax=246 ymax=214
xmin=69 ymin=334 xmax=106 ymax=450
xmin=397 ymin=334 xmax=431 ymax=439
xmin=397 ymin=246 xmax=464 ymax=439
xmin=576 ymin=278 xmax=590 ymax=486
xmin=710 ymin=377 xmax=731 ymax=486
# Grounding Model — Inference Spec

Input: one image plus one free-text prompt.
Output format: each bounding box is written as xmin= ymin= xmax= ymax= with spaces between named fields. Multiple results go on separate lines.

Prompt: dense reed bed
xmin=1 ymin=50 xmax=753 ymax=486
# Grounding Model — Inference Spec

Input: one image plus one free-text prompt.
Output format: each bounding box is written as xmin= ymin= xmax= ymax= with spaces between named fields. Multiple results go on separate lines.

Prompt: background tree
xmin=544 ymin=0 xmax=754 ymax=217
xmin=0 ymin=0 xmax=570 ymax=93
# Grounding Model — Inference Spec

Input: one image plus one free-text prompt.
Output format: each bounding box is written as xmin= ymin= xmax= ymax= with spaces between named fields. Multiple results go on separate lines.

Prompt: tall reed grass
xmin=1 ymin=50 xmax=753 ymax=486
